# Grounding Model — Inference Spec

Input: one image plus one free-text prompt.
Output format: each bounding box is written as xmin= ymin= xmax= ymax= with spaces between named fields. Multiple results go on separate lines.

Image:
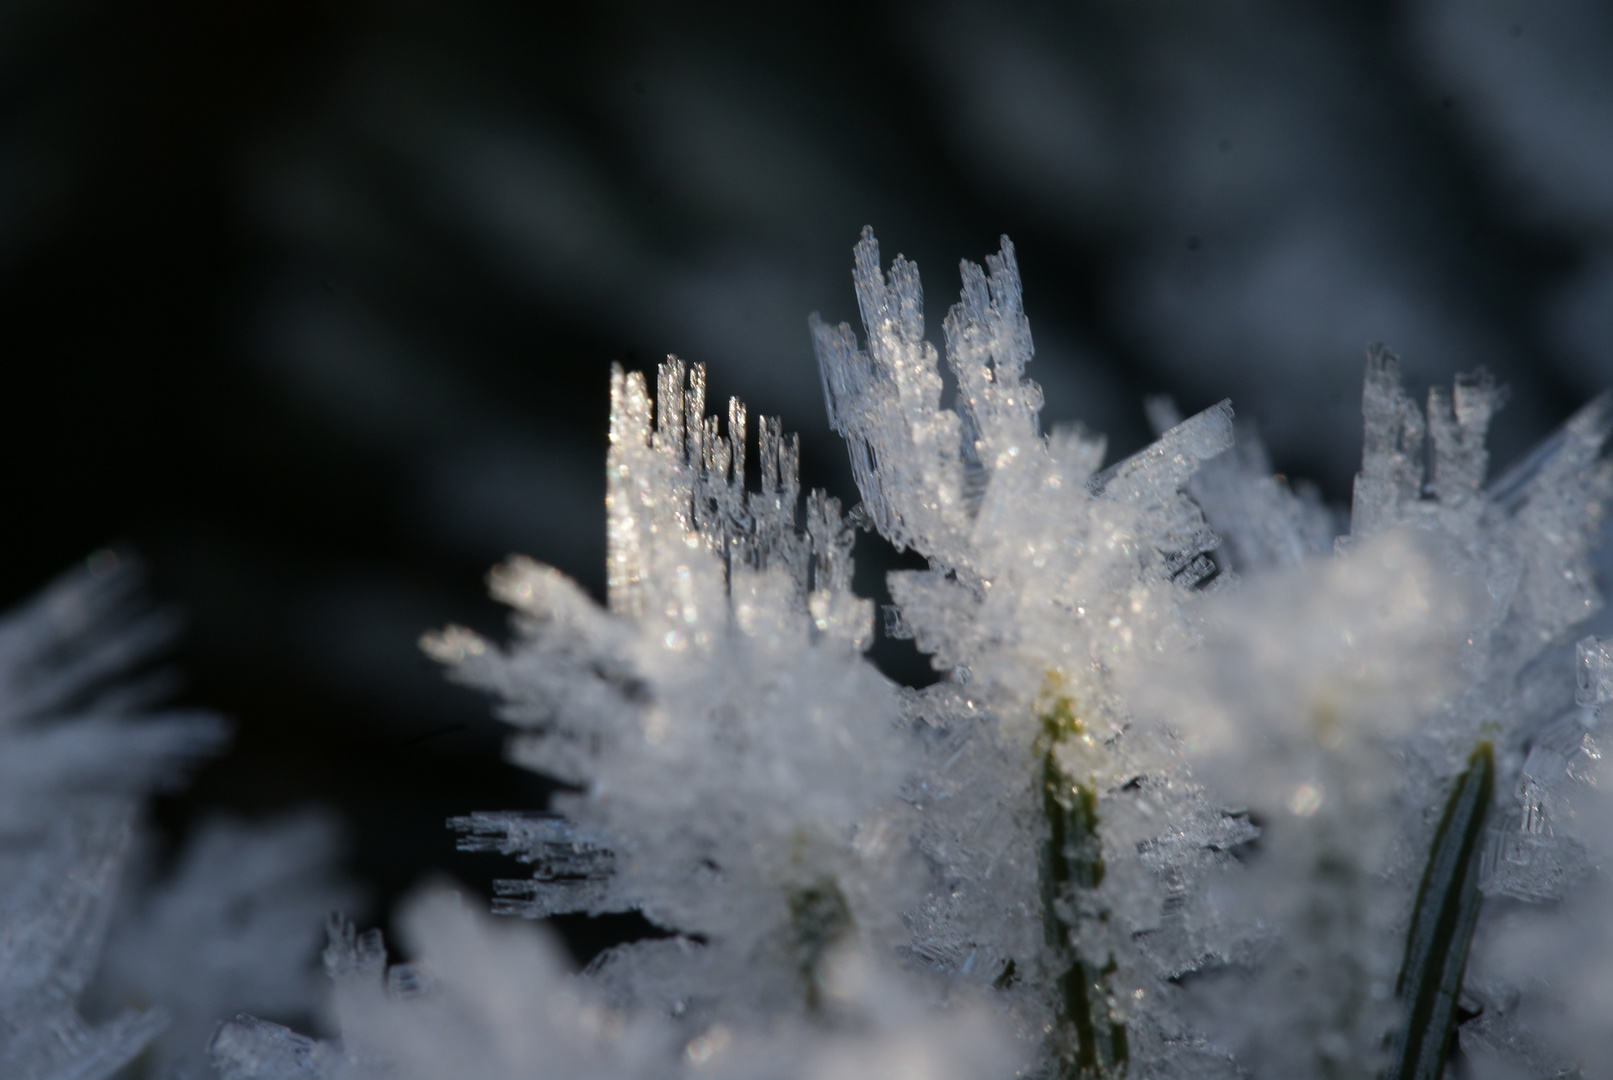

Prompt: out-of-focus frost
xmin=210 ymin=886 xmax=1016 ymax=1080
xmin=92 ymin=811 xmax=358 ymax=1079
xmin=0 ymin=555 xmax=226 ymax=1080
xmin=1126 ymin=529 xmax=1477 ymax=1077
xmin=1128 ymin=345 xmax=1613 ymax=1079
xmin=0 ymin=555 xmax=354 ymax=1080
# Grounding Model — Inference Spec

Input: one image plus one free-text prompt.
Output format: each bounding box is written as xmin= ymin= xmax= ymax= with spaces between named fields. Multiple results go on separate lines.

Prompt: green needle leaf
xmin=1388 ymin=741 xmax=1494 ymax=1080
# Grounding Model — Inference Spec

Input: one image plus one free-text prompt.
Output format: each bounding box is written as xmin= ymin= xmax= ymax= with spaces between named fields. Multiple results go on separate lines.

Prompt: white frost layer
xmin=210 ymin=887 xmax=1017 ymax=1080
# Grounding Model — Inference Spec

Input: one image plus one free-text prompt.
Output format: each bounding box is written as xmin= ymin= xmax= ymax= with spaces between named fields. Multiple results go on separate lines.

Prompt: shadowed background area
xmin=3 ymin=0 xmax=1612 ymax=959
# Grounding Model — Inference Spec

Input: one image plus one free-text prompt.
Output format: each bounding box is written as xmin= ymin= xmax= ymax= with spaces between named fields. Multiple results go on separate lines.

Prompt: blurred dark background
xmin=5 ymin=0 xmax=1613 ymax=955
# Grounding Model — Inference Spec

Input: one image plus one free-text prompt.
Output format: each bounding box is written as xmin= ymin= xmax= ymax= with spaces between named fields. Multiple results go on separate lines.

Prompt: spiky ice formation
xmin=811 ymin=229 xmax=1276 ymax=1077
xmin=214 ymin=230 xmax=1613 ymax=1080
xmin=419 ymin=356 xmax=916 ymax=1029
xmin=1342 ymin=348 xmax=1613 ymax=916
xmin=1126 ymin=528 xmax=1479 ymax=1078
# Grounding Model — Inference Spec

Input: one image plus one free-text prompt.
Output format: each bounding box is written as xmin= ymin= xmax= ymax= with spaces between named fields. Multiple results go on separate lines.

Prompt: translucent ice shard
xmin=812 ymin=230 xmax=970 ymax=564
xmin=211 ymin=1013 xmax=341 ymax=1080
xmin=1146 ymin=397 xmax=1335 ymax=574
xmin=1090 ymin=399 xmax=1233 ymax=586
xmin=449 ymin=812 xmax=616 ymax=919
xmin=1349 ymin=344 xmax=1438 ymax=539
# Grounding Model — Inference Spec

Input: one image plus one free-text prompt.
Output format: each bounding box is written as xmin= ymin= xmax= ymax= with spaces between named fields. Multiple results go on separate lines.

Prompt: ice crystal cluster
xmin=10 ymin=230 xmax=1613 ymax=1079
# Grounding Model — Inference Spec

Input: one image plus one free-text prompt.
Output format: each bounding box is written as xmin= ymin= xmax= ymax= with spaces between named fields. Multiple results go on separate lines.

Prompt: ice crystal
xmin=204 ymin=229 xmax=1613 ymax=1078
xmin=415 ymin=352 xmax=917 ymax=1024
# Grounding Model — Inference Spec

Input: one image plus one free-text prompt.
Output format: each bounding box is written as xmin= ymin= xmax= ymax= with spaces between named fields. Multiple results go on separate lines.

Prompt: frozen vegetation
xmin=8 ymin=230 xmax=1613 ymax=1078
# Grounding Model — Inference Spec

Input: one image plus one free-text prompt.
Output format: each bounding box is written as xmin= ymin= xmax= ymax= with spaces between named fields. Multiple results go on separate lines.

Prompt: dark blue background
xmin=4 ymin=0 xmax=1610 ymax=959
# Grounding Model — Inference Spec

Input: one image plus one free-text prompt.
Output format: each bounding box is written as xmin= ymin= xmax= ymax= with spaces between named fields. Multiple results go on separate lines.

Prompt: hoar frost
xmin=14 ymin=229 xmax=1610 ymax=1079
xmin=392 ymin=230 xmax=1613 ymax=1078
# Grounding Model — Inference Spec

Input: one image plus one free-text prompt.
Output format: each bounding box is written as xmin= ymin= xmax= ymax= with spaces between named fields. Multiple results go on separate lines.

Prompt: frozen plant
xmin=210 ymin=229 xmax=1613 ymax=1079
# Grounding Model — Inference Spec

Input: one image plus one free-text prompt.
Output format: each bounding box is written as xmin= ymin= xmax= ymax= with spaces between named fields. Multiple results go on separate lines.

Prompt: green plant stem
xmin=1039 ymin=715 xmax=1126 ymax=1078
